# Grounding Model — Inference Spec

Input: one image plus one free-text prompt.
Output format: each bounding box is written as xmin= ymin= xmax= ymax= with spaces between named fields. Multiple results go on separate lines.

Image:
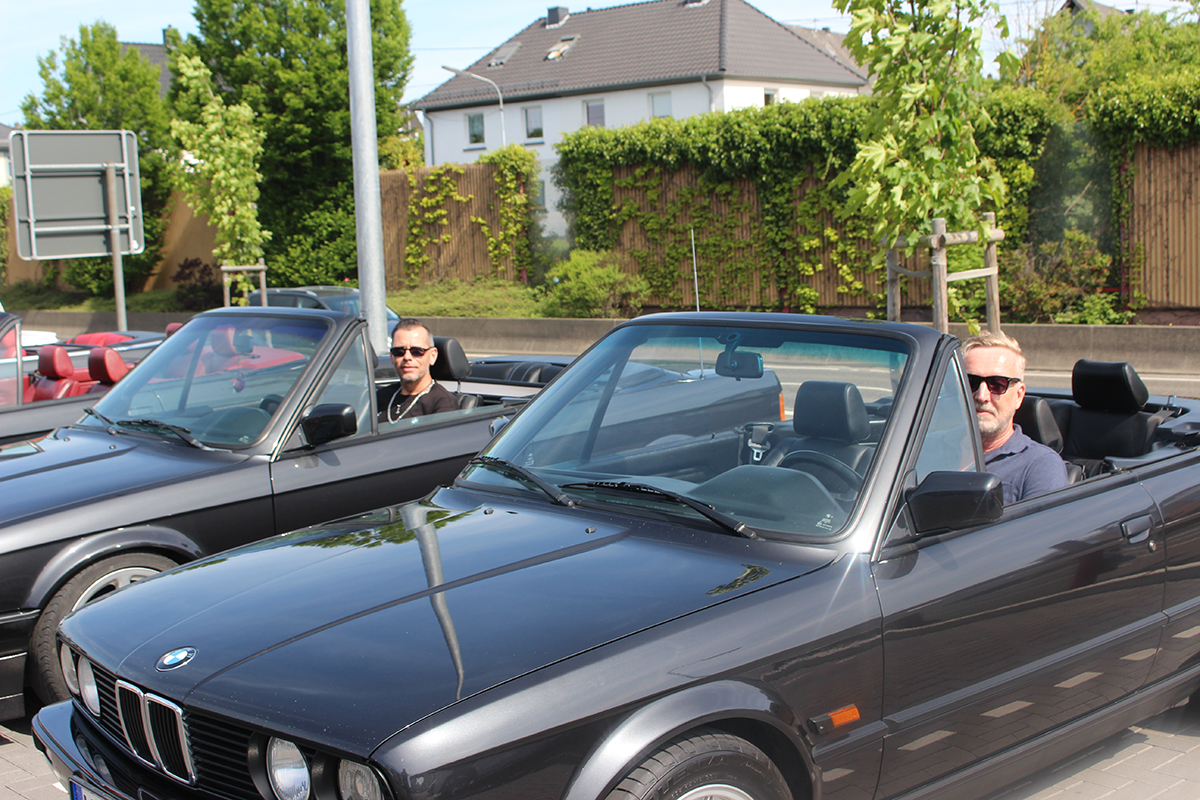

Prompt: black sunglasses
xmin=967 ymin=374 xmax=1021 ymax=395
xmin=390 ymin=346 xmax=431 ymax=358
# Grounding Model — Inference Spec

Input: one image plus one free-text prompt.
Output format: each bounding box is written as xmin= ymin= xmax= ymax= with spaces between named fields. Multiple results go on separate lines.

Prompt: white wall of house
xmin=422 ymin=77 xmax=857 ymax=236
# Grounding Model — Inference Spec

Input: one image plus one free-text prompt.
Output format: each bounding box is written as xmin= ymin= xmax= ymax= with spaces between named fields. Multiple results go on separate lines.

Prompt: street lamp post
xmin=442 ymin=66 xmax=506 ymax=147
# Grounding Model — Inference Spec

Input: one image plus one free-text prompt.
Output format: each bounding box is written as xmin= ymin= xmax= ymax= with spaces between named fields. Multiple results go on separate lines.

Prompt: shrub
xmin=539 ymin=250 xmax=648 ymax=318
xmin=1002 ymin=228 xmax=1130 ymax=323
xmin=173 ymin=257 xmax=223 ymax=310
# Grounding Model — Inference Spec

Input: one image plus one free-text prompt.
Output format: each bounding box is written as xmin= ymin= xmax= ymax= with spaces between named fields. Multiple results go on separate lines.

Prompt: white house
xmin=412 ymin=0 xmax=869 ymax=236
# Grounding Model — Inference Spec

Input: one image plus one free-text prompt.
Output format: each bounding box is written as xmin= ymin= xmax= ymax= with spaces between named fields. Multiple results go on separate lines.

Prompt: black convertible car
xmin=33 ymin=312 xmax=1200 ymax=800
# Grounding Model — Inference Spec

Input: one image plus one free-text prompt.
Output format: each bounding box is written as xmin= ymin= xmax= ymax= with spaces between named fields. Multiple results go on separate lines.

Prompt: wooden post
xmin=930 ymin=218 xmax=949 ymax=334
xmin=982 ymin=212 xmax=1001 ymax=333
xmin=886 ymin=248 xmax=901 ymax=323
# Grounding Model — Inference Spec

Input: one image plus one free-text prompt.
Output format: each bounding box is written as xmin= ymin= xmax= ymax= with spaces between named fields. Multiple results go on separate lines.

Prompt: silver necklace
xmin=387 ymin=379 xmax=435 ymax=423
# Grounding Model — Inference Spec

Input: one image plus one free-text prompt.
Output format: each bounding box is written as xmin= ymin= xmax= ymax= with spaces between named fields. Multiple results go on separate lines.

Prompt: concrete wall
xmin=11 ymin=311 xmax=1200 ymax=376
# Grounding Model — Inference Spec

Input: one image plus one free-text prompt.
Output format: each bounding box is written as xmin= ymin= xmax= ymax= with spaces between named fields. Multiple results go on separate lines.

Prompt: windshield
xmin=82 ymin=314 xmax=330 ymax=447
xmin=468 ymin=322 xmax=909 ymax=539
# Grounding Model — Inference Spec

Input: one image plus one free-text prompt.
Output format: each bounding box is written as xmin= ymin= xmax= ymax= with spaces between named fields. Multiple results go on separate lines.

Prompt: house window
xmin=650 ymin=92 xmax=672 ymax=119
xmin=467 ymin=113 xmax=485 ymax=145
xmin=546 ymin=35 xmax=579 ymax=60
xmin=585 ymin=100 xmax=605 ymax=128
xmin=525 ymin=106 xmax=544 ymax=139
xmin=764 ymin=89 xmax=778 ymax=106
xmin=534 ymin=180 xmax=546 ymax=210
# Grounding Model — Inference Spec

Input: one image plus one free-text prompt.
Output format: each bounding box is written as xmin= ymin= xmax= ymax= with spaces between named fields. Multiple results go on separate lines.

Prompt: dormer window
xmin=488 ymin=41 xmax=521 ymax=68
xmin=546 ymin=35 xmax=578 ymax=60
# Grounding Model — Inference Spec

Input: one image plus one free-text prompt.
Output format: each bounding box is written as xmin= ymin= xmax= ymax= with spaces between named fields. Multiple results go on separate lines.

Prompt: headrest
xmin=430 ymin=337 xmax=471 ymax=382
xmin=210 ymin=326 xmax=237 ymax=356
xmin=793 ymin=381 xmax=871 ymax=442
xmin=38 ymin=345 xmax=75 ymax=379
xmin=88 ymin=347 xmax=129 ymax=385
xmin=1072 ymin=360 xmax=1149 ymax=413
xmin=1013 ymin=396 xmax=1063 ymax=454
xmin=165 ymin=322 xmax=184 ymax=337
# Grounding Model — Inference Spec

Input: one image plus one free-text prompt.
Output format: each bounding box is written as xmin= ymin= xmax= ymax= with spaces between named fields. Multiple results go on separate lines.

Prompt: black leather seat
xmin=430 ymin=337 xmax=478 ymax=410
xmin=1014 ymin=395 xmax=1081 ymax=483
xmin=761 ymin=381 xmax=874 ymax=474
xmin=1054 ymin=360 xmax=1164 ymax=478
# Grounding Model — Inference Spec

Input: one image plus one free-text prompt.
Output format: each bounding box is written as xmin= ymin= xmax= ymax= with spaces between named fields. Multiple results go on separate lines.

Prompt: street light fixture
xmin=442 ymin=65 xmax=506 ymax=147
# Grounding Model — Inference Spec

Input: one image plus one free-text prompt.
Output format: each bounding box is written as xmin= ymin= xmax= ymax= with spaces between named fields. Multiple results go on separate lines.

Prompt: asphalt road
xmin=5 ymin=697 xmax=1200 ymax=800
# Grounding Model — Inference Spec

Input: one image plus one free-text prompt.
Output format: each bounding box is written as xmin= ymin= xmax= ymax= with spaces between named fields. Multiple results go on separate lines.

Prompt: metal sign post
xmin=9 ymin=130 xmax=144 ymax=331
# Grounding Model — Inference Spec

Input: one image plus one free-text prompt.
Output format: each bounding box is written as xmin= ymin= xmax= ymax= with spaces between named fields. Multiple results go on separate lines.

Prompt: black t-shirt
xmin=376 ymin=381 xmax=458 ymax=424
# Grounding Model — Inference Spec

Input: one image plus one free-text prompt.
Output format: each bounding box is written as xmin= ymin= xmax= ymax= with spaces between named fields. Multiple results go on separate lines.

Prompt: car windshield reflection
xmin=81 ymin=314 xmax=330 ymax=447
xmin=469 ymin=323 xmax=910 ymax=539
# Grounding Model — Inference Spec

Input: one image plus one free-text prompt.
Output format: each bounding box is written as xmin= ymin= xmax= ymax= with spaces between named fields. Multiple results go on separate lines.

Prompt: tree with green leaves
xmin=22 ymin=21 xmax=177 ymax=295
xmin=171 ymin=0 xmax=414 ymax=286
xmin=171 ymin=55 xmax=271 ymax=267
xmin=832 ymin=0 xmax=1016 ymax=254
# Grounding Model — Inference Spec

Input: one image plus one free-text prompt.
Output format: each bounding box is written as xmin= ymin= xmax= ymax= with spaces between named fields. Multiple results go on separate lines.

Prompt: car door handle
xmin=1122 ymin=515 xmax=1153 ymax=545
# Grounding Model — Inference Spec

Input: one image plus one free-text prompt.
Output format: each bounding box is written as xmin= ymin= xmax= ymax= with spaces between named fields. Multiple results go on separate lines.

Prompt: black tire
xmin=31 ymin=552 xmax=178 ymax=703
xmin=607 ymin=729 xmax=793 ymax=800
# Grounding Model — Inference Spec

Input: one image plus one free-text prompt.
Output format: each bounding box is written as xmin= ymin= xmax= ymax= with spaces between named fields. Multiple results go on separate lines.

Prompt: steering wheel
xmin=259 ymin=394 xmax=284 ymax=415
xmin=776 ymin=449 xmax=864 ymax=494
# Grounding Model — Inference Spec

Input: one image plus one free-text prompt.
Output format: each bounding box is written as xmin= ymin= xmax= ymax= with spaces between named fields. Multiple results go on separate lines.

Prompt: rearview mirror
xmin=302 ymin=403 xmax=357 ymax=447
xmin=716 ymin=350 xmax=763 ymax=379
xmin=907 ymin=471 xmax=1003 ymax=534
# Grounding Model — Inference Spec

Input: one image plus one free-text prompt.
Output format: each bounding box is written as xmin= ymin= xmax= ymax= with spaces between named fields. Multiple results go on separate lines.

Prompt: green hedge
xmin=552 ymin=90 xmax=1057 ymax=311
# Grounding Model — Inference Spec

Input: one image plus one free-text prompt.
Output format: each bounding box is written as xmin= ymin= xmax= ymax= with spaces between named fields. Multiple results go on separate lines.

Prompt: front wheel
xmin=30 ymin=552 xmax=178 ymax=703
xmin=607 ymin=729 xmax=793 ymax=800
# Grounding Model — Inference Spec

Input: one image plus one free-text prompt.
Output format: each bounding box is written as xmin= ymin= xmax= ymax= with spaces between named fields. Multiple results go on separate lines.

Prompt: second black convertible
xmin=32 ymin=311 xmax=1200 ymax=800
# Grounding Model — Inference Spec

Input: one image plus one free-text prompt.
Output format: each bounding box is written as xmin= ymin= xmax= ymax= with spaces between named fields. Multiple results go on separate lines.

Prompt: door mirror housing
xmin=302 ymin=403 xmax=357 ymax=447
xmin=907 ymin=471 xmax=1004 ymax=535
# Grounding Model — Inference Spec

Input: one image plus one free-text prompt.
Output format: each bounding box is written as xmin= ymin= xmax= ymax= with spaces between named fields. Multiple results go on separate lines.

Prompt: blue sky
xmin=2 ymin=0 xmax=1191 ymax=129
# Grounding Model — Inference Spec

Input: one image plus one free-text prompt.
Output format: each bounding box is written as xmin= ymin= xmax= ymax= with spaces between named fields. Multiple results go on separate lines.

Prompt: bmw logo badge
xmin=156 ymin=647 xmax=197 ymax=671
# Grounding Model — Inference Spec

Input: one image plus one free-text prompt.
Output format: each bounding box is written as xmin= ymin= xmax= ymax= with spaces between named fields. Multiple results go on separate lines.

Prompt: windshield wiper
xmin=116 ymin=418 xmax=216 ymax=451
xmin=468 ymin=456 xmax=575 ymax=507
xmin=82 ymin=407 xmax=119 ymax=433
xmin=561 ymin=480 xmax=760 ymax=539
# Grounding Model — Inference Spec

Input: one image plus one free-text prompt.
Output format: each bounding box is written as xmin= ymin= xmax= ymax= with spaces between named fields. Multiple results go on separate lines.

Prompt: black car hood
xmin=0 ymin=427 xmax=247 ymax=529
xmin=60 ymin=488 xmax=835 ymax=755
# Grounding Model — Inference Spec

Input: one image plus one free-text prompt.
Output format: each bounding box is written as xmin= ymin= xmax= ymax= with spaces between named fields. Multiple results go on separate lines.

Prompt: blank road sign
xmin=10 ymin=129 xmax=144 ymax=260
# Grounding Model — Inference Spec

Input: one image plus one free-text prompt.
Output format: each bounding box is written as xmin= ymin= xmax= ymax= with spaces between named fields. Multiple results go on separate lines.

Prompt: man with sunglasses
xmin=377 ymin=319 xmax=458 ymax=424
xmin=962 ymin=332 xmax=1068 ymax=504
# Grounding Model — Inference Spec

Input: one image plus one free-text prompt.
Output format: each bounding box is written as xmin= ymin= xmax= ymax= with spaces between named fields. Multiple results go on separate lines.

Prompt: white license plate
xmin=70 ymin=780 xmax=117 ymax=800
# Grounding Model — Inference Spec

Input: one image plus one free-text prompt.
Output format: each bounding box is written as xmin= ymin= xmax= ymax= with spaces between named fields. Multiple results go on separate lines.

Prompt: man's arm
xmin=1017 ymin=445 xmax=1070 ymax=503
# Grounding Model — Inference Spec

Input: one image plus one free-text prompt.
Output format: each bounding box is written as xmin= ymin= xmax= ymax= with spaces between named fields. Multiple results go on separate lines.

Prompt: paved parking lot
xmin=4 ymin=698 xmax=1200 ymax=800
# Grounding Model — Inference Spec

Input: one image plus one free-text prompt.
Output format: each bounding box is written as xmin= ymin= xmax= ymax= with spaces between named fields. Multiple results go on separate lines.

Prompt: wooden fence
xmin=380 ymin=163 xmax=515 ymax=285
xmin=1131 ymin=141 xmax=1200 ymax=308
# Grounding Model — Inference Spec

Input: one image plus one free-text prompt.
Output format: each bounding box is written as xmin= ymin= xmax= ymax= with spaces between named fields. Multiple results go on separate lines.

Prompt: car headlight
xmin=60 ymin=645 xmax=79 ymax=697
xmin=338 ymin=760 xmax=383 ymax=800
xmin=267 ymin=738 xmax=311 ymax=800
xmin=77 ymin=657 xmax=100 ymax=716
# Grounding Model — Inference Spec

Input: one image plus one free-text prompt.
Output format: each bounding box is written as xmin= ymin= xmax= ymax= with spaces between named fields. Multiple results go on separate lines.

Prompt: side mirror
xmin=716 ymin=349 xmax=763 ymax=379
xmin=907 ymin=471 xmax=1003 ymax=535
xmin=302 ymin=403 xmax=357 ymax=446
xmin=489 ymin=415 xmax=510 ymax=437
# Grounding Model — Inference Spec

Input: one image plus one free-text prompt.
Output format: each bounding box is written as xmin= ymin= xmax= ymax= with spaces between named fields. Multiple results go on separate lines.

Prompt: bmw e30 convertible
xmin=32 ymin=311 xmax=1200 ymax=800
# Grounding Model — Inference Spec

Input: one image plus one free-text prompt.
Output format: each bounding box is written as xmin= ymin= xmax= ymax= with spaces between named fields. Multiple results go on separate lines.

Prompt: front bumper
xmin=34 ymin=701 xmax=197 ymax=800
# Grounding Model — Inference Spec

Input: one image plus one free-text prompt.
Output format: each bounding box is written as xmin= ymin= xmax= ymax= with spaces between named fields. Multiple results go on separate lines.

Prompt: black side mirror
xmin=907 ymin=471 xmax=1004 ymax=535
xmin=302 ymin=403 xmax=357 ymax=446
xmin=716 ymin=349 xmax=764 ymax=379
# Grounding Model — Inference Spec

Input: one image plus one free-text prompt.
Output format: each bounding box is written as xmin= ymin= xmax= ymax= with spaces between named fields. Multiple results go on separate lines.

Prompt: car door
xmin=269 ymin=331 xmax=502 ymax=534
xmin=872 ymin=357 xmax=1166 ymax=798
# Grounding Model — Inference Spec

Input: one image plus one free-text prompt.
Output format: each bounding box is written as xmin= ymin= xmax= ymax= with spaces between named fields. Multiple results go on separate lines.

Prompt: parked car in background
xmin=33 ymin=311 xmax=1200 ymax=800
xmin=0 ymin=305 xmax=551 ymax=720
xmin=0 ymin=313 xmax=166 ymax=445
xmin=246 ymin=285 xmax=402 ymax=336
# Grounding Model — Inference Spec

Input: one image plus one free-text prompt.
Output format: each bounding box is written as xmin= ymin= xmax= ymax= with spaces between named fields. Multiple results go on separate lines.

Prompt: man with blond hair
xmin=961 ymin=331 xmax=1068 ymax=504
